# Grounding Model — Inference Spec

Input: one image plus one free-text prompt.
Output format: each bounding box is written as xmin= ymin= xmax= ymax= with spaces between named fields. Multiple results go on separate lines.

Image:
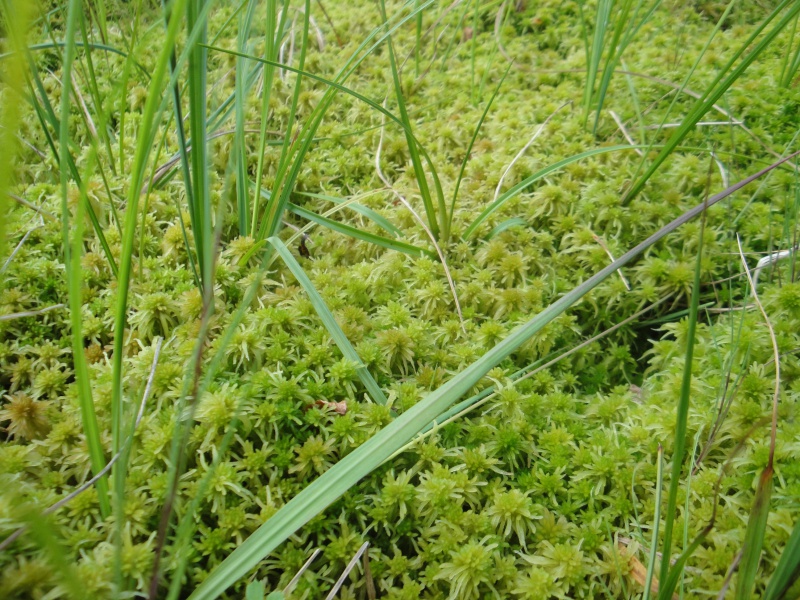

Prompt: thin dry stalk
xmin=493 ymin=101 xmax=570 ymax=202
xmin=609 ymin=110 xmax=643 ymax=156
xmin=737 ymin=234 xmax=780 ymax=466
xmin=325 ymin=542 xmax=370 ymax=600
xmin=7 ymin=192 xmax=58 ymax=221
xmin=591 ymin=231 xmax=631 ymax=290
xmin=375 ymin=99 xmax=466 ymax=332
xmin=284 ymin=548 xmax=322 ymax=595
xmin=0 ymin=304 xmax=66 ymax=322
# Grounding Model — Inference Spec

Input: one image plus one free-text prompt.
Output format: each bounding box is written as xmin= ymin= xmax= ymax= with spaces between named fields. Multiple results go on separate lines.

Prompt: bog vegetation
xmin=1 ymin=0 xmax=800 ymax=598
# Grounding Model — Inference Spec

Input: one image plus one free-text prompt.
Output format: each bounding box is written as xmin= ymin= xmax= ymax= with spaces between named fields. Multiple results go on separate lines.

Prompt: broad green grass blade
xmin=268 ymin=236 xmax=388 ymax=405
xmin=736 ymin=468 xmax=774 ymax=600
xmin=188 ymin=149 xmax=800 ymax=600
xmin=463 ymin=144 xmax=639 ymax=238
xmin=764 ymin=516 xmax=800 ymax=600
xmin=287 ymin=202 xmax=434 ymax=258
xmin=623 ymin=0 xmax=800 ymax=204
xmin=58 ymin=0 xmax=110 ymax=518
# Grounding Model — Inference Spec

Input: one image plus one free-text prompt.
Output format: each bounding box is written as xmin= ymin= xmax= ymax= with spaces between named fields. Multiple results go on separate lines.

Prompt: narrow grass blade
xmin=657 ymin=159 xmax=712 ymax=587
xmin=261 ymin=0 xmax=311 ymax=241
xmin=24 ymin=59 xmax=117 ymax=274
xmin=4 ymin=41 xmax=152 ymax=78
xmin=764 ymin=517 xmax=800 ymax=600
xmin=464 ymin=144 xmax=639 ymax=238
xmin=110 ymin=0 xmax=192 ymax=515
xmin=234 ymin=0 xmax=257 ymax=235
xmin=187 ymin=0 xmax=212 ymax=288
xmin=204 ymin=46 xmax=442 ymax=194
xmin=188 ymin=149 xmax=800 ymax=600
xmin=583 ymin=0 xmax=612 ymax=126
xmin=448 ymin=63 xmax=510 ymax=233
xmin=298 ymin=191 xmax=402 ymax=236
xmin=485 ymin=217 xmax=527 ymax=239
xmin=643 ymin=444 xmax=664 ymax=600
xmin=591 ymin=0 xmax=661 ymax=136
xmin=204 ymin=0 xmax=438 ymax=246
xmin=287 ymin=202 xmax=434 ymax=258
xmin=378 ymin=0 xmax=446 ymax=240
xmin=250 ymin=0 xmax=283 ymax=235
xmin=268 ymin=236 xmax=388 ymax=405
xmin=734 ymin=231 xmax=782 ymax=599
xmin=77 ymin=11 xmax=117 ymax=174
xmin=659 ymin=525 xmax=712 ymax=600
xmin=161 ymin=0 xmax=200 ymax=286
xmin=58 ymin=0 xmax=110 ymax=518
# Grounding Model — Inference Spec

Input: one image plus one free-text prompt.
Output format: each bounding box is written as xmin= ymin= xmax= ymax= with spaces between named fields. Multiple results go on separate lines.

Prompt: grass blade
xmin=250 ymin=0 xmax=284 ymax=235
xmin=298 ymin=191 xmax=402 ymax=236
xmin=268 ymin=236 xmax=388 ymax=405
xmin=378 ymin=0 xmax=446 ymax=240
xmin=448 ymin=63 xmax=510 ymax=233
xmin=261 ymin=0 xmax=312 ymax=241
xmin=736 ymin=468 xmax=774 ymax=600
xmin=233 ymin=0 xmax=257 ymax=236
xmin=187 ymin=0 xmax=212 ymax=289
xmin=286 ymin=202 xmax=434 ymax=258
xmin=4 ymin=41 xmax=152 ymax=78
xmin=464 ymin=144 xmax=639 ymax=238
xmin=657 ymin=158 xmax=712 ymax=588
xmin=643 ymin=444 xmax=664 ymax=600
xmin=764 ymin=518 xmax=800 ymax=600
xmin=58 ymin=0 xmax=110 ymax=518
xmin=734 ymin=232 xmax=782 ymax=599
xmin=583 ymin=0 xmax=612 ymax=126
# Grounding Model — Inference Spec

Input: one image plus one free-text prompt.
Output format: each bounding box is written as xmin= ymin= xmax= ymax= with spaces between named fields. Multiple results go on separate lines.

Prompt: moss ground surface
xmin=2 ymin=0 xmax=800 ymax=598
